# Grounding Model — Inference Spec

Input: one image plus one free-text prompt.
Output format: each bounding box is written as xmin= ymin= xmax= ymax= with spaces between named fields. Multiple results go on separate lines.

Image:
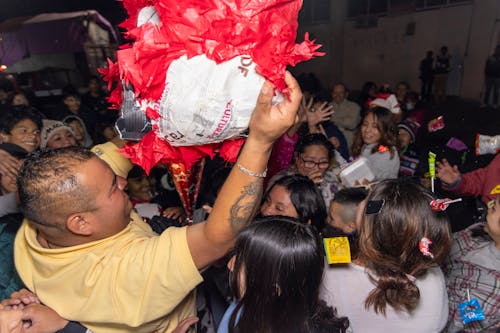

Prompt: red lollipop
xmin=430 ymin=198 xmax=462 ymax=211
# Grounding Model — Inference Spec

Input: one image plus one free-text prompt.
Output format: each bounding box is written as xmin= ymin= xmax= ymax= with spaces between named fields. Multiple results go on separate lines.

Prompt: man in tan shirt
xmin=13 ymin=73 xmax=302 ymax=333
xmin=329 ymin=83 xmax=361 ymax=153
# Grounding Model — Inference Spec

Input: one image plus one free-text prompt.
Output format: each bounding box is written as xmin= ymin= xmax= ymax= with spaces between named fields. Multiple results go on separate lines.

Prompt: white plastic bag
xmin=475 ymin=134 xmax=500 ymax=155
xmin=155 ymin=54 xmax=283 ymax=146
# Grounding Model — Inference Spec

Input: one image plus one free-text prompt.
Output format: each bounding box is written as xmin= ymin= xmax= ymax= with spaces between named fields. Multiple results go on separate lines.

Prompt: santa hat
xmin=397 ymin=119 xmax=421 ymax=143
xmin=370 ymin=93 xmax=401 ymax=115
xmin=40 ymin=120 xmax=74 ymax=149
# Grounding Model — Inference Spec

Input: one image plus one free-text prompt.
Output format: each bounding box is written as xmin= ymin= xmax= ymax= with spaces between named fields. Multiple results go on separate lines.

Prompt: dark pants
xmin=434 ymin=74 xmax=448 ymax=104
xmin=420 ymin=78 xmax=433 ymax=102
xmin=484 ymin=77 xmax=500 ymax=106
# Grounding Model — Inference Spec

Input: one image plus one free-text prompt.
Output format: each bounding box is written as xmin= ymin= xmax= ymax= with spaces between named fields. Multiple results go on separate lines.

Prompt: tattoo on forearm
xmin=229 ymin=180 xmax=263 ymax=234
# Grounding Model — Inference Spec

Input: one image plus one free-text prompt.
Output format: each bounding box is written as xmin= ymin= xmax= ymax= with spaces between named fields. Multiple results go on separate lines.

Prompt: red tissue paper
xmin=103 ymin=0 xmax=324 ymax=172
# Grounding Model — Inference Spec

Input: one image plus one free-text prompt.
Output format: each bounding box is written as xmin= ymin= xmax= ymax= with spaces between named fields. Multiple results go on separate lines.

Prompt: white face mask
xmin=406 ymin=103 xmax=415 ymax=111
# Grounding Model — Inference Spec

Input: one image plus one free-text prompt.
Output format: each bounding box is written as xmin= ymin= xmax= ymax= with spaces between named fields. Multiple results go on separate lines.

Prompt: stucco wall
xmin=293 ymin=0 xmax=499 ymax=100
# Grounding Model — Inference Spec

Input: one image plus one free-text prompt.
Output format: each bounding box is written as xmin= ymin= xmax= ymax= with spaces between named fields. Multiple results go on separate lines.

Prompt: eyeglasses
xmin=299 ymin=156 xmax=330 ymax=169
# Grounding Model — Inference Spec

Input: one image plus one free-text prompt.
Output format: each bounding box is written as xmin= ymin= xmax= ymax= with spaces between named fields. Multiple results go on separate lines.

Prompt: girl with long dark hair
xmin=260 ymin=174 xmax=327 ymax=233
xmin=351 ymin=107 xmax=399 ymax=180
xmin=218 ymin=217 xmax=349 ymax=333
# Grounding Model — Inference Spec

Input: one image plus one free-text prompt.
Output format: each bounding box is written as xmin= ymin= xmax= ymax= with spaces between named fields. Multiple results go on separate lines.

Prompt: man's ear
xmin=66 ymin=213 xmax=94 ymax=236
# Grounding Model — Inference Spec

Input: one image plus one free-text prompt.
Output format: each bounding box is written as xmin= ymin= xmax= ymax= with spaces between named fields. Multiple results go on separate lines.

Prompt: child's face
xmin=68 ymin=120 xmax=84 ymax=143
xmin=361 ymin=113 xmax=381 ymax=145
xmin=1 ymin=119 xmax=40 ymax=153
xmin=126 ymin=175 xmax=154 ymax=201
xmin=47 ymin=129 xmax=77 ymax=149
xmin=485 ymin=197 xmax=500 ymax=243
xmin=64 ymin=96 xmax=81 ymax=113
xmin=103 ymin=126 xmax=118 ymax=140
xmin=398 ymin=128 xmax=412 ymax=148
xmin=260 ymin=185 xmax=299 ymax=218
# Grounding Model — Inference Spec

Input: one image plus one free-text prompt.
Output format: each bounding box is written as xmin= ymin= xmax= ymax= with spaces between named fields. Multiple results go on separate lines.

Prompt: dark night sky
xmin=0 ymin=0 xmax=127 ymax=26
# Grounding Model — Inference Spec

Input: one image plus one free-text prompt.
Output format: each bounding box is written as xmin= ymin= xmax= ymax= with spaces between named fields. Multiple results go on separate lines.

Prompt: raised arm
xmin=436 ymin=159 xmax=461 ymax=185
xmin=187 ymin=72 xmax=302 ymax=269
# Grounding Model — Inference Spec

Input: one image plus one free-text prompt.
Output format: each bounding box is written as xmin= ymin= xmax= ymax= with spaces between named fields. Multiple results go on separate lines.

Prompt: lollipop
xmin=428 ymin=116 xmax=445 ymax=132
xmin=430 ymin=198 xmax=462 ymax=211
xmin=428 ymin=151 xmax=436 ymax=192
xmin=419 ymin=237 xmax=434 ymax=259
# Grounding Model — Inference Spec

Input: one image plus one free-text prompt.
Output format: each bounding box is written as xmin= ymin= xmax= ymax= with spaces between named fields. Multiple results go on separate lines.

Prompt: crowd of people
xmin=0 ymin=66 xmax=498 ymax=333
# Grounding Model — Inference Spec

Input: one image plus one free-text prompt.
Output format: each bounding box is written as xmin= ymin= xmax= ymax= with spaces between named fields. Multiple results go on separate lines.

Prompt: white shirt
xmin=320 ymin=263 xmax=449 ymax=333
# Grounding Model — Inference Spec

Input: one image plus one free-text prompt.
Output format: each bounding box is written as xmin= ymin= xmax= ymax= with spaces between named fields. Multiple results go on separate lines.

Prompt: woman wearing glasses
xmin=266 ymin=133 xmax=345 ymax=206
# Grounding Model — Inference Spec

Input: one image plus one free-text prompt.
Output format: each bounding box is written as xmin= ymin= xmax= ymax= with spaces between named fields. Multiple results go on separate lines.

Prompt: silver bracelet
xmin=236 ymin=163 xmax=267 ymax=178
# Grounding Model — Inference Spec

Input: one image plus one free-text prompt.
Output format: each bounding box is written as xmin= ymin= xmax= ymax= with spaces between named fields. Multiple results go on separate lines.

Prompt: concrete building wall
xmin=292 ymin=0 xmax=500 ymax=100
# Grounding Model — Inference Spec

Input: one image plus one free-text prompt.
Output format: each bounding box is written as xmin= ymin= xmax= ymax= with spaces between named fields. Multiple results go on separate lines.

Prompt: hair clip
xmin=365 ymin=200 xmax=385 ymax=215
xmin=487 ymin=200 xmax=495 ymax=209
xmin=377 ymin=145 xmax=389 ymax=153
xmin=405 ymin=273 xmax=416 ymax=282
xmin=419 ymin=237 xmax=434 ymax=259
xmin=430 ymin=198 xmax=462 ymax=211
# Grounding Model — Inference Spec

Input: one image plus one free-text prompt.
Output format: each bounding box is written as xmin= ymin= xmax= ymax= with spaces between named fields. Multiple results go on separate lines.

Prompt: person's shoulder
xmin=450 ymin=223 xmax=488 ymax=255
xmin=345 ymin=99 xmax=361 ymax=110
xmin=422 ymin=265 xmax=446 ymax=281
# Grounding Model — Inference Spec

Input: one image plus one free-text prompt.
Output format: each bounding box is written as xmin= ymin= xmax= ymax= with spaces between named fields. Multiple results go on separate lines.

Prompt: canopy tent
xmin=0 ymin=10 xmax=118 ymax=70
